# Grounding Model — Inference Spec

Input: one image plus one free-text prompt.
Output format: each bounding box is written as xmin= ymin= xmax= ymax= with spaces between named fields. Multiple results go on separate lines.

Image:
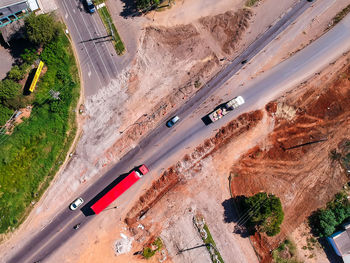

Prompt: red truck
xmin=91 ymin=164 xmax=149 ymax=214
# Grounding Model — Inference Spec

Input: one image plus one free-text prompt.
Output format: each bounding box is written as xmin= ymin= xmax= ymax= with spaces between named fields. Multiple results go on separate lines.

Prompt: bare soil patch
xmin=230 ymin=56 xmax=350 ymax=260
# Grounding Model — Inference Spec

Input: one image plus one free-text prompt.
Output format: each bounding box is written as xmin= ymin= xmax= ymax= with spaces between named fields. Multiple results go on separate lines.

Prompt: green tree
xmin=25 ymin=13 xmax=59 ymax=46
xmin=242 ymin=192 xmax=284 ymax=236
xmin=0 ymin=79 xmax=21 ymax=101
xmin=7 ymin=65 xmax=24 ymax=81
xmin=0 ymin=104 xmax=13 ymax=125
xmin=136 ymin=0 xmax=161 ymax=10
xmin=318 ymin=209 xmax=337 ymax=237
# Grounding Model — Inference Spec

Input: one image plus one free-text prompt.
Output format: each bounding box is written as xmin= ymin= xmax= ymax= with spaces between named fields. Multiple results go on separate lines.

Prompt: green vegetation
xmin=202 ymin=224 xmax=225 ymax=263
xmin=332 ymin=4 xmax=350 ymax=26
xmin=272 ymin=239 xmax=301 ymax=263
xmin=245 ymin=0 xmax=260 ymax=7
xmin=242 ymin=192 xmax=284 ymax=236
xmin=25 ymin=13 xmax=60 ymax=46
xmin=0 ymin=14 xmax=79 ymax=233
xmin=309 ymin=191 xmax=350 ymax=237
xmin=97 ymin=6 xmax=125 ymax=55
xmin=136 ymin=0 xmax=160 ymax=10
xmin=142 ymin=237 xmax=163 ymax=259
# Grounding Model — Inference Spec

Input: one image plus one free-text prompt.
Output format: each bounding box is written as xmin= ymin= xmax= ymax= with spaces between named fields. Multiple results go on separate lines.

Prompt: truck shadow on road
xmin=201 ymin=102 xmax=228 ymax=125
xmin=81 ymin=171 xmax=130 ymax=216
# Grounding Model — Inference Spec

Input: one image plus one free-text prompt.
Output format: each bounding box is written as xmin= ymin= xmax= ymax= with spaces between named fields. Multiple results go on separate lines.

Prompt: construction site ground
xmin=1 ymin=0 xmax=350 ymax=262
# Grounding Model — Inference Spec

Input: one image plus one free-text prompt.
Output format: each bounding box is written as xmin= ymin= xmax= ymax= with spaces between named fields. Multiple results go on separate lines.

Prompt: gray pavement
xmin=56 ymin=0 xmax=122 ymax=96
xmin=9 ymin=1 xmax=350 ymax=263
xmin=0 ymin=45 xmax=13 ymax=80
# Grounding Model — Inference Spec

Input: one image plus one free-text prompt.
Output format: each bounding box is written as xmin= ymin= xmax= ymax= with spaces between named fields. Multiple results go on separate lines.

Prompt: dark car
xmin=166 ymin=116 xmax=180 ymax=128
xmin=86 ymin=0 xmax=96 ymax=13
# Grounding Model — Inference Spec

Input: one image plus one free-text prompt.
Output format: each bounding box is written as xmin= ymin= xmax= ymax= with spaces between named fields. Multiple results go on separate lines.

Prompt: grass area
xmin=202 ymin=224 xmax=225 ymax=263
xmin=245 ymin=0 xmax=260 ymax=7
xmin=0 ymin=30 xmax=80 ymax=234
xmin=97 ymin=6 xmax=125 ymax=55
xmin=272 ymin=239 xmax=301 ymax=263
xmin=332 ymin=4 xmax=350 ymax=26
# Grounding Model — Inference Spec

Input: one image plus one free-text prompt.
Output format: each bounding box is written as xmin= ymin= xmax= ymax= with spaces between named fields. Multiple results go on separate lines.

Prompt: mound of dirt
xmin=199 ymin=9 xmax=252 ymax=54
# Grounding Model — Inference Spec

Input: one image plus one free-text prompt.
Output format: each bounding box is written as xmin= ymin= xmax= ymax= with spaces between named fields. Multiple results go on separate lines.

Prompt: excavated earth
xmin=123 ymin=54 xmax=350 ymax=262
xmin=231 ymin=58 xmax=350 ymax=261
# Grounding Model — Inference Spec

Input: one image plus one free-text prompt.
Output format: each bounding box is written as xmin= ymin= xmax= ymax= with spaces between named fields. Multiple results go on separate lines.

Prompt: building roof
xmin=0 ymin=0 xmax=27 ymax=9
xmin=333 ymin=227 xmax=350 ymax=256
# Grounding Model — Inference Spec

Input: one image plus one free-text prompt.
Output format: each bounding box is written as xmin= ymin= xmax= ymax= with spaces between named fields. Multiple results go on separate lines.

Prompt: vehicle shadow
xmin=81 ymin=171 xmax=130 ymax=216
xmin=201 ymin=102 xmax=228 ymax=125
xmin=23 ymin=67 xmax=36 ymax=95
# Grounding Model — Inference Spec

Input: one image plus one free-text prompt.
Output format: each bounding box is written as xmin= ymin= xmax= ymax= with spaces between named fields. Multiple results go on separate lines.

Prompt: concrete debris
xmin=114 ymin=234 xmax=133 ymax=255
xmin=159 ymin=249 xmax=167 ymax=262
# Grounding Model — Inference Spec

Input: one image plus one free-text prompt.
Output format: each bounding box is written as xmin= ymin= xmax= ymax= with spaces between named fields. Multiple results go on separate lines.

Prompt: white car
xmin=70 ymin=198 xmax=84 ymax=210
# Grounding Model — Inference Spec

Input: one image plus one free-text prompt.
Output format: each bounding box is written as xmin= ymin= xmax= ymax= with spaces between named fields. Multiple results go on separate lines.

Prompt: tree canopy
xmin=136 ymin=0 xmax=160 ymax=10
xmin=0 ymin=79 xmax=21 ymax=101
xmin=25 ymin=13 xmax=60 ymax=46
xmin=309 ymin=192 xmax=350 ymax=237
xmin=242 ymin=192 xmax=284 ymax=236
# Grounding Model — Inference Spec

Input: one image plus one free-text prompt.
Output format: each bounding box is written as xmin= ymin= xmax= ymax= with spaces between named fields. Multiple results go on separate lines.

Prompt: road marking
xmin=27 ymin=213 xmax=83 ymax=263
xmin=61 ymin=0 xmax=103 ymax=87
xmin=88 ymin=70 xmax=91 ymax=78
xmin=65 ymin=12 xmax=68 ymax=19
xmin=77 ymin=4 xmax=114 ymax=81
xmin=91 ymin=14 xmax=120 ymax=76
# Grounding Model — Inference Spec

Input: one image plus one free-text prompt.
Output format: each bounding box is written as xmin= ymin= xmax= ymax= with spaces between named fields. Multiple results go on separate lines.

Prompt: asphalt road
xmin=56 ymin=0 xmax=121 ymax=96
xmin=9 ymin=1 xmax=350 ymax=263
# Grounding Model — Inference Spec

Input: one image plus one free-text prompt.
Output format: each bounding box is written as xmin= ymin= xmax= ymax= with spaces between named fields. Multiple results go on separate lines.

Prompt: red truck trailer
xmin=91 ymin=164 xmax=149 ymax=214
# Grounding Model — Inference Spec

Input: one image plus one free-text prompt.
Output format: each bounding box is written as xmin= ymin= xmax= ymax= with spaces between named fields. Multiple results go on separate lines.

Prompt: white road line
xmin=74 ymin=2 xmax=115 ymax=80
xmin=91 ymin=13 xmax=120 ymax=76
xmin=27 ymin=213 xmax=83 ymax=263
xmin=61 ymin=0 xmax=103 ymax=87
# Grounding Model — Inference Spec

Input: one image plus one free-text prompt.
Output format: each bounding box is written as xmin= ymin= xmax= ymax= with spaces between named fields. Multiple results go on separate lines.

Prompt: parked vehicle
xmin=166 ymin=116 xmax=180 ymax=128
xmin=91 ymin=165 xmax=149 ymax=214
xmin=207 ymin=96 xmax=245 ymax=123
xmin=86 ymin=0 xmax=96 ymax=13
xmin=73 ymin=223 xmax=81 ymax=230
xmin=69 ymin=198 xmax=84 ymax=210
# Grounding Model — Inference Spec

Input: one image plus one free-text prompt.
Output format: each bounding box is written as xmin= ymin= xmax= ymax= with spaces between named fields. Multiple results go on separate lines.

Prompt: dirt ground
xmin=230 ymin=52 xmax=350 ymax=261
xmin=1 ymin=0 xmax=350 ymax=262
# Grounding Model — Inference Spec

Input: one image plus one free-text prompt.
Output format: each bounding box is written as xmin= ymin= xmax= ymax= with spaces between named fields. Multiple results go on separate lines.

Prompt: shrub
xmin=142 ymin=247 xmax=155 ymax=259
xmin=8 ymin=65 xmax=25 ymax=81
xmin=0 ymin=79 xmax=21 ymax=101
xmin=0 ymin=104 xmax=13 ymax=125
xmin=21 ymin=48 xmax=38 ymax=64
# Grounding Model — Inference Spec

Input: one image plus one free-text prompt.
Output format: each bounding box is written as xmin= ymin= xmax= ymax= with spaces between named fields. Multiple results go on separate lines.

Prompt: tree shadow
xmin=222 ymin=196 xmax=253 ymax=238
xmin=119 ymin=0 xmax=141 ymax=18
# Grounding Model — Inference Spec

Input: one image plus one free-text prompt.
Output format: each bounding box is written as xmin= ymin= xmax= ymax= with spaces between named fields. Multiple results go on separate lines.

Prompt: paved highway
xmin=57 ymin=0 xmax=121 ymax=96
xmin=9 ymin=1 xmax=350 ymax=263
